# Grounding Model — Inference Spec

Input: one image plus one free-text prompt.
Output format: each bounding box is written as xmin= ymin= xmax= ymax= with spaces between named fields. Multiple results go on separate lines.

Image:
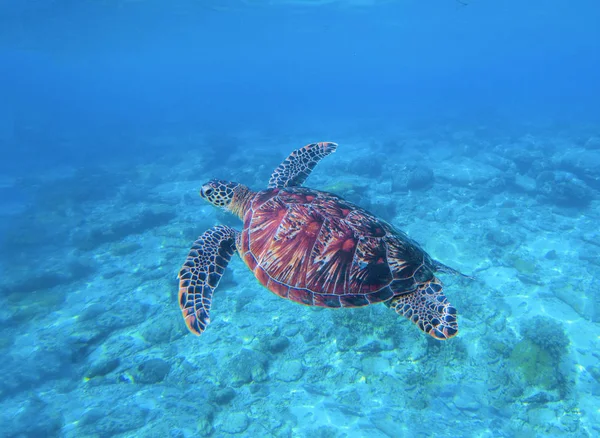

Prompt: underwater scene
xmin=1 ymin=0 xmax=600 ymax=437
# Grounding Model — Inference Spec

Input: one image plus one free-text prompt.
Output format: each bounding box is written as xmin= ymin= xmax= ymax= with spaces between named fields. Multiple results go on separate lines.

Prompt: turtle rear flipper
xmin=268 ymin=142 xmax=337 ymax=188
xmin=387 ymin=278 xmax=458 ymax=340
xmin=178 ymin=225 xmax=238 ymax=335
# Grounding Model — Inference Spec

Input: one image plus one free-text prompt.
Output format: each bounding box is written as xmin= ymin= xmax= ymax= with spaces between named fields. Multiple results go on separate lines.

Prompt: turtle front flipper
xmin=386 ymin=278 xmax=458 ymax=340
xmin=268 ymin=142 xmax=337 ymax=189
xmin=178 ymin=225 xmax=238 ymax=335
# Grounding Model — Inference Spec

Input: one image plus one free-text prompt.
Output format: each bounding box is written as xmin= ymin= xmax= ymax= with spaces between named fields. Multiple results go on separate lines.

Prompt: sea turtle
xmin=179 ymin=142 xmax=467 ymax=340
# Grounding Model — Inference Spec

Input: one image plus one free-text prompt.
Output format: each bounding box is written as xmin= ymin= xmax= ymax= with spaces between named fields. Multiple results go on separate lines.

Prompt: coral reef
xmin=536 ymin=170 xmax=594 ymax=207
xmin=1 ymin=129 xmax=597 ymax=437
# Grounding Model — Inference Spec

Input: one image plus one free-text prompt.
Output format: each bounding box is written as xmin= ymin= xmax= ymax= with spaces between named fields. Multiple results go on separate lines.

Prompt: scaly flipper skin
xmin=178 ymin=225 xmax=238 ymax=335
xmin=386 ymin=278 xmax=458 ymax=340
xmin=268 ymin=142 xmax=338 ymax=188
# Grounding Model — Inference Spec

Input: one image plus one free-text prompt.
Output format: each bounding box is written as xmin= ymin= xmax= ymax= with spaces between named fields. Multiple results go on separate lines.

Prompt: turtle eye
xmin=201 ymin=187 xmax=214 ymax=198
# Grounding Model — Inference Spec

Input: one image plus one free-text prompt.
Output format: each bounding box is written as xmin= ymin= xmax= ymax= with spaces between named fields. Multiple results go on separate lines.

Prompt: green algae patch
xmin=507 ymin=253 xmax=538 ymax=275
xmin=510 ymin=339 xmax=556 ymax=389
xmin=111 ymin=241 xmax=143 ymax=256
xmin=322 ymin=181 xmax=356 ymax=194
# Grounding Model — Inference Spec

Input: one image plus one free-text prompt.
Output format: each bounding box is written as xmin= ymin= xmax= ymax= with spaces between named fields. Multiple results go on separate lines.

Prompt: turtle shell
xmin=239 ymin=187 xmax=435 ymax=308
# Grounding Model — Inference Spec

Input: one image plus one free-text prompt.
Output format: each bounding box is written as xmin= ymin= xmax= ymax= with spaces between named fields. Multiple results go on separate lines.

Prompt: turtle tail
xmin=433 ymin=260 xmax=474 ymax=280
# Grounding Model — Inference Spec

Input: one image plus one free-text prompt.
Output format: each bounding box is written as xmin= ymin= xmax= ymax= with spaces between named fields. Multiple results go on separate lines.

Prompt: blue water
xmin=1 ymin=1 xmax=600 ymax=436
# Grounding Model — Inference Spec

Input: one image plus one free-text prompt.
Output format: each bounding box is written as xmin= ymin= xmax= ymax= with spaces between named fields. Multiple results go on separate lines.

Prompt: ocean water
xmin=1 ymin=0 xmax=600 ymax=436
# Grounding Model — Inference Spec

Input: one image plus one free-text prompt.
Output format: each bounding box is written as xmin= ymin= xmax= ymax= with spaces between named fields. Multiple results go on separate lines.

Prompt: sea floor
xmin=1 ymin=125 xmax=599 ymax=437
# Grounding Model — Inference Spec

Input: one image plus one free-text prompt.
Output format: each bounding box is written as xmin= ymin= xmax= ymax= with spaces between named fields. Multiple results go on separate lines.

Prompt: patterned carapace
xmin=239 ymin=187 xmax=430 ymax=308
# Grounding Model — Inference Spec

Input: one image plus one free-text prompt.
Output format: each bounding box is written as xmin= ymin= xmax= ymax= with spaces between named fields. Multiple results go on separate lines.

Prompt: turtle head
xmin=200 ymin=180 xmax=239 ymax=207
xmin=200 ymin=179 xmax=251 ymax=218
